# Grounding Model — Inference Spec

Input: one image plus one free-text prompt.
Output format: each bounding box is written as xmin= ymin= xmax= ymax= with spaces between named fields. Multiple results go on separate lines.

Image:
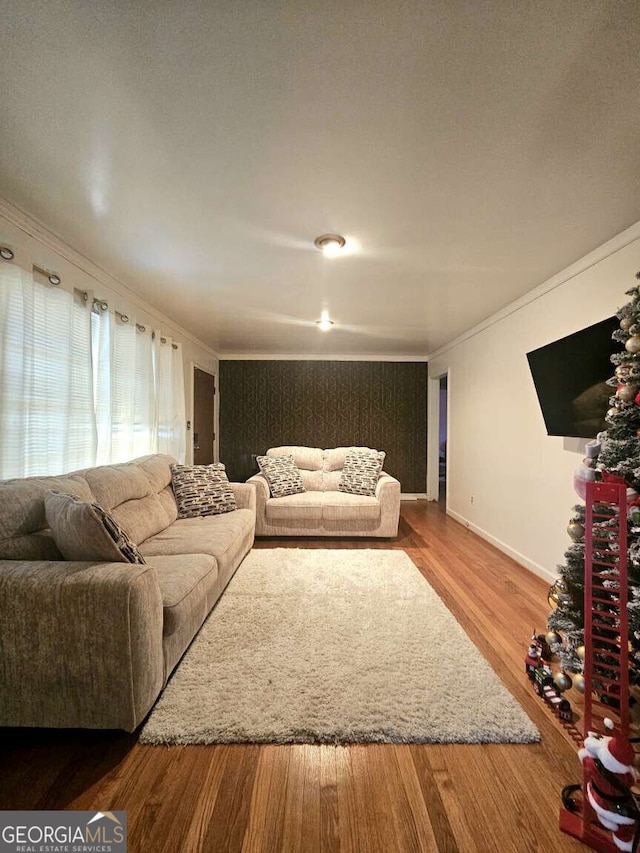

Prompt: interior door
xmin=193 ymin=367 xmax=216 ymax=465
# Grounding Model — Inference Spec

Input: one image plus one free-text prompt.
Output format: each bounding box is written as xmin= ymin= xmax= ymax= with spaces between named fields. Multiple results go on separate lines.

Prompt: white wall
xmin=0 ymin=201 xmax=219 ymax=465
xmin=428 ymin=222 xmax=640 ymax=582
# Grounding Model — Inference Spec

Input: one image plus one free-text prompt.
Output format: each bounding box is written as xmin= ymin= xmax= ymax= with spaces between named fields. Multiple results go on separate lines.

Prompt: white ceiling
xmin=1 ymin=1 xmax=640 ymax=357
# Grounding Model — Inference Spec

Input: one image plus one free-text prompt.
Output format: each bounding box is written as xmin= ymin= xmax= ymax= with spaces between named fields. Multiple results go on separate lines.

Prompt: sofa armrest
xmin=376 ymin=472 xmax=401 ymax=499
xmin=375 ymin=473 xmax=401 ymax=537
xmin=0 ymin=559 xmax=164 ymax=731
xmin=231 ymin=481 xmax=256 ymax=512
xmin=247 ymin=473 xmax=270 ymax=506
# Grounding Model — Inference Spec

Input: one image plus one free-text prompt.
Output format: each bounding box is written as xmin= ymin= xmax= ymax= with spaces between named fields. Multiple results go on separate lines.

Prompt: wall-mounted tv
xmin=526 ymin=316 xmax=620 ymax=439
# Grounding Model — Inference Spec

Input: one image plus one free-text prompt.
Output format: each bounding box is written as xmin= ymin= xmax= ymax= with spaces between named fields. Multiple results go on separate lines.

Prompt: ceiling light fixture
xmin=314 ymin=233 xmax=346 ymax=258
xmin=316 ymin=309 xmax=334 ymax=331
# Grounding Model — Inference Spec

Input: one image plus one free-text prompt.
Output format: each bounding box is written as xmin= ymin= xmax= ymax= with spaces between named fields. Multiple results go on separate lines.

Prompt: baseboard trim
xmin=446 ymin=508 xmax=556 ymax=583
xmin=401 ymin=493 xmax=427 ymax=500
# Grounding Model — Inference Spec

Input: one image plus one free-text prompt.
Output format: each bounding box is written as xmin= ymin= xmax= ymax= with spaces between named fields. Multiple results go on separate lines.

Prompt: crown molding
xmin=427 ymin=219 xmax=640 ymax=361
xmin=219 ymin=353 xmax=429 ymax=361
xmin=0 ymin=195 xmax=220 ymax=359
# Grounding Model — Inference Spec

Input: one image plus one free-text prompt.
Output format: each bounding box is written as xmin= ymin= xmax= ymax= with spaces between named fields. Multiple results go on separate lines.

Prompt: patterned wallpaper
xmin=219 ymin=361 xmax=427 ymax=493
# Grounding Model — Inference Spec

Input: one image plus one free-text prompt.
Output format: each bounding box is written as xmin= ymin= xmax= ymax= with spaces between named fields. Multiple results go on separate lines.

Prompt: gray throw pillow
xmin=256 ymin=454 xmax=305 ymax=498
xmin=170 ymin=463 xmax=237 ymax=518
xmin=338 ymin=449 xmax=386 ymax=496
xmin=45 ymin=491 xmax=146 ymax=564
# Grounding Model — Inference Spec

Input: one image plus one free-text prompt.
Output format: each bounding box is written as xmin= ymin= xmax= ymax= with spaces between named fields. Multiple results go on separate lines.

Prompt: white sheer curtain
xmin=0 ymin=261 xmax=96 ymax=477
xmin=91 ymin=306 xmax=186 ymax=465
xmin=91 ymin=307 xmax=156 ymax=465
xmin=0 ymin=258 xmax=187 ymax=478
xmin=153 ymin=332 xmax=186 ymax=462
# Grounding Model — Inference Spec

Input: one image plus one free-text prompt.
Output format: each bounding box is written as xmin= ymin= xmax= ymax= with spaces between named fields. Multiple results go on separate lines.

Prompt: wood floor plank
xmin=0 ymin=502 xmax=594 ymax=852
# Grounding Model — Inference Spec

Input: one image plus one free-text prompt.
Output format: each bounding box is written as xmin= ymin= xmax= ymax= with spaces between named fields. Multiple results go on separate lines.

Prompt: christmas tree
xmin=547 ymin=273 xmax=640 ymax=694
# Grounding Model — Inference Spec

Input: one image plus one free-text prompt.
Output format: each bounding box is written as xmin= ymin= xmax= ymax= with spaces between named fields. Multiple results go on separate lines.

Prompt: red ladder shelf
xmin=559 ymin=480 xmax=632 ymax=851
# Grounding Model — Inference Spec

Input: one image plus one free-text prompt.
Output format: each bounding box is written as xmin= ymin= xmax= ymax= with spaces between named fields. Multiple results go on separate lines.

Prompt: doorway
xmin=438 ymin=375 xmax=448 ymax=503
xmin=193 ymin=366 xmax=216 ymax=465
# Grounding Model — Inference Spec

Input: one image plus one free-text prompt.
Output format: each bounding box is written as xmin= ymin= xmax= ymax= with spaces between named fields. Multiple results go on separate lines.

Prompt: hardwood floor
xmin=0 ymin=502 xmax=590 ymax=851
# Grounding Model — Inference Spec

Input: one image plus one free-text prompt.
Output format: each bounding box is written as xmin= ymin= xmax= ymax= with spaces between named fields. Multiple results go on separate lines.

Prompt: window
xmin=0 ymin=260 xmax=186 ymax=478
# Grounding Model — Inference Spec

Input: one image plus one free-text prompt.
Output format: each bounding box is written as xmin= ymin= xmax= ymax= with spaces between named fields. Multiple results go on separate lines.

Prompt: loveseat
xmin=0 ymin=454 xmax=255 ymax=731
xmin=248 ymin=446 xmax=400 ymax=537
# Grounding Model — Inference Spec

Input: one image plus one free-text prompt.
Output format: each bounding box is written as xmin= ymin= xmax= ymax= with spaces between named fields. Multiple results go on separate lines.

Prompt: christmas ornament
xmin=616 ymin=363 xmax=633 ymax=379
xmin=624 ymin=335 xmax=640 ymax=354
xmin=548 ymin=584 xmax=560 ymax=609
xmin=556 ymin=577 xmax=568 ymax=592
xmin=573 ymin=673 xmax=585 ymax=693
xmin=635 ymin=391 xmax=640 ymax=406
xmin=545 ymin=630 xmax=562 ymax=646
xmin=553 ymin=671 xmax=573 ymax=692
xmin=620 ymin=317 xmax=633 ymax=331
xmin=617 ymin=384 xmax=637 ymax=402
xmin=566 ymin=521 xmax=584 ymax=541
xmin=575 ymin=645 xmax=585 ymax=661
xmin=607 ymin=407 xmax=619 ymax=419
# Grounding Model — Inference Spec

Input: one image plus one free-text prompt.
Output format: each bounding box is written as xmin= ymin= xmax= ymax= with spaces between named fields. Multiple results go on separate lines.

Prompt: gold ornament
xmin=621 ymin=317 xmax=633 ymax=331
xmin=617 ymin=384 xmax=637 ymax=402
xmin=548 ymin=585 xmax=560 ymax=609
xmin=575 ymin=645 xmax=585 ymax=661
xmin=625 ymin=335 xmax=640 ymax=354
xmin=545 ymin=630 xmax=562 ymax=646
xmin=616 ymin=363 xmax=634 ymax=379
xmin=567 ymin=521 xmax=585 ymax=541
xmin=553 ymin=671 xmax=573 ymax=692
xmin=573 ymin=672 xmax=585 ymax=693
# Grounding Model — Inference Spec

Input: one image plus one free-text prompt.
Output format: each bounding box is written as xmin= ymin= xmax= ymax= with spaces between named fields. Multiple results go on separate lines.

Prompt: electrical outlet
xmin=470 ymin=495 xmax=474 ymax=504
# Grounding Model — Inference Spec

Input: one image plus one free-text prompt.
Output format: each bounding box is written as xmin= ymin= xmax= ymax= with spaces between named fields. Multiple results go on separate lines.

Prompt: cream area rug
xmin=140 ymin=549 xmax=539 ymax=745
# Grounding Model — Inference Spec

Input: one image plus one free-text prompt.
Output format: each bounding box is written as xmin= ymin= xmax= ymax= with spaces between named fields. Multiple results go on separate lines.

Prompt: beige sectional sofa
xmin=0 ymin=454 xmax=255 ymax=731
xmin=248 ymin=446 xmax=400 ymax=537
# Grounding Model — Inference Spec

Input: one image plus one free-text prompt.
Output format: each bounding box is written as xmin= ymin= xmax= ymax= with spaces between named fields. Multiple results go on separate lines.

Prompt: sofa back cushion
xmin=0 ymin=454 xmax=179 ymax=560
xmin=0 ymin=473 xmax=96 ymax=559
xmin=84 ymin=454 xmax=178 ymax=545
xmin=322 ymin=447 xmax=384 ymax=492
xmin=264 ymin=446 xmax=385 ymax=493
xmin=267 ymin=446 xmax=323 ymax=471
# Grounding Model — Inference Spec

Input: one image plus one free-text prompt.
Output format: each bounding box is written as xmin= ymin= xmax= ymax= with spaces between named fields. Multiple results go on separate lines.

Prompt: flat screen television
xmin=526 ymin=316 xmax=620 ymax=438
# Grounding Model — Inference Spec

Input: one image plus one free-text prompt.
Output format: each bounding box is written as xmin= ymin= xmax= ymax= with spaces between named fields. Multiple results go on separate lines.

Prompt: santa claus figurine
xmin=579 ymin=718 xmax=640 ymax=851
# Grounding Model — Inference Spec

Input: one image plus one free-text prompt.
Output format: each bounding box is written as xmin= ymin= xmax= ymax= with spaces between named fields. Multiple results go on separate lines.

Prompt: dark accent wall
xmin=219 ymin=361 xmax=427 ymax=493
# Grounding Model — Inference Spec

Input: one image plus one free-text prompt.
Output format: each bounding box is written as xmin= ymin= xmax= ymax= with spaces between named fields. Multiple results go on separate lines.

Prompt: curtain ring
xmin=0 ymin=246 xmax=14 ymax=260
xmin=136 ymin=323 xmax=146 ymax=333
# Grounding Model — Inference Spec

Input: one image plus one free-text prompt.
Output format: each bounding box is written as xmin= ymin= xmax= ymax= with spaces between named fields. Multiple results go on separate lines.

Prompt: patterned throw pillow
xmin=44 ymin=491 xmax=146 ymax=564
xmin=338 ymin=449 xmax=386 ymax=496
xmin=170 ymin=463 xmax=237 ymax=518
xmin=256 ymin=454 xmax=306 ymax=498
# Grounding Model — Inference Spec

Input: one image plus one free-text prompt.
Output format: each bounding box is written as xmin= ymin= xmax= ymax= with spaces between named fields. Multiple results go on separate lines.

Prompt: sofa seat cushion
xmin=139 ymin=508 xmax=255 ymax=591
xmin=266 ymin=491 xmax=324 ymax=520
xmin=322 ymin=492 xmax=381 ymax=521
xmin=149 ymin=554 xmax=218 ymax=638
xmin=140 ymin=509 xmax=252 ymax=556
